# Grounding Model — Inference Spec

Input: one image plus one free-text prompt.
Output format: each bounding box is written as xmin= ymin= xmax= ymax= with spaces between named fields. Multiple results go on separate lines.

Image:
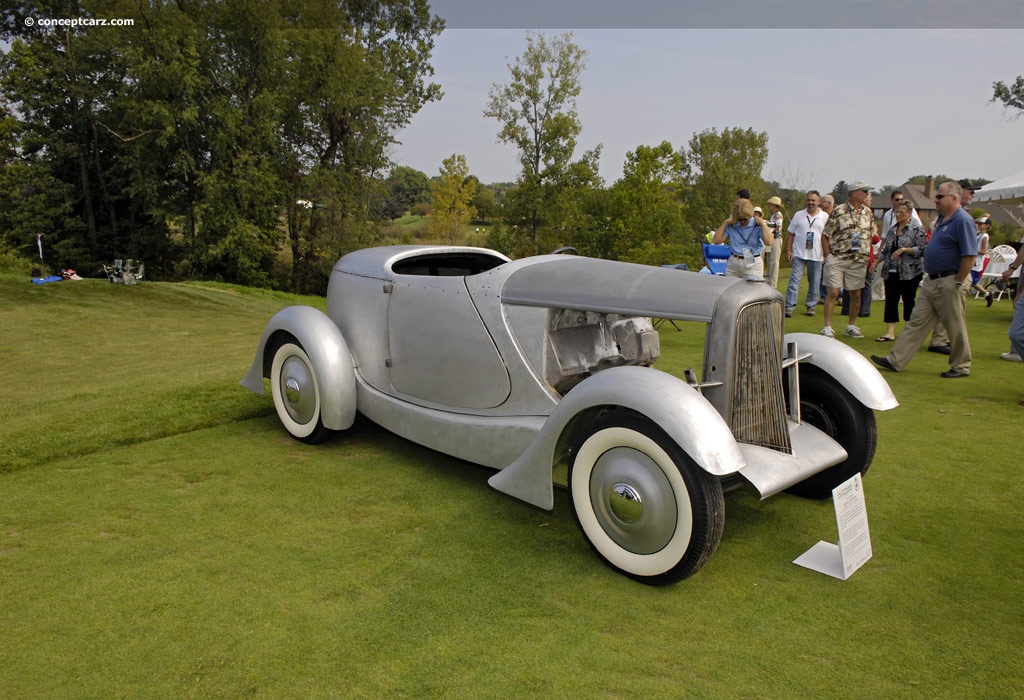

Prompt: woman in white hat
xmin=763 ymin=196 xmax=785 ymax=289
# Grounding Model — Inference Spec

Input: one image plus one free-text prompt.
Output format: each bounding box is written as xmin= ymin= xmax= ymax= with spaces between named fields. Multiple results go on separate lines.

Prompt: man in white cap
xmin=820 ymin=181 xmax=876 ymax=338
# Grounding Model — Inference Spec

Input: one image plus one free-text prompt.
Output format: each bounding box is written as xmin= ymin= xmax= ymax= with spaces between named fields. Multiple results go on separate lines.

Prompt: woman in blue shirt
xmin=712 ymin=199 xmax=774 ymax=279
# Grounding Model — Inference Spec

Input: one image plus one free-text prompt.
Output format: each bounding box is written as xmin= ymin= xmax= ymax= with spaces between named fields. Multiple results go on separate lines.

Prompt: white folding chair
xmin=980 ymin=245 xmax=1019 ymax=301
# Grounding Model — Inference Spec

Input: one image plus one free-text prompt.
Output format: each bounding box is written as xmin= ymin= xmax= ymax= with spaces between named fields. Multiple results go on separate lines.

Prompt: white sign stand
xmin=794 ymin=473 xmax=872 ymax=580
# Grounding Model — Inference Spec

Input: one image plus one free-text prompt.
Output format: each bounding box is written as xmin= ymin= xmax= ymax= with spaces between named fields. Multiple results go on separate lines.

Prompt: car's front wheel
xmin=568 ymin=412 xmax=724 ymax=584
xmin=787 ymin=364 xmax=877 ymax=499
xmin=270 ymin=341 xmax=334 ymax=444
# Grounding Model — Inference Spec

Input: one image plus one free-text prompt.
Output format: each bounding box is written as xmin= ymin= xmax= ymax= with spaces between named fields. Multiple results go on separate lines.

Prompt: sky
xmin=391 ymin=4 xmax=1024 ymax=194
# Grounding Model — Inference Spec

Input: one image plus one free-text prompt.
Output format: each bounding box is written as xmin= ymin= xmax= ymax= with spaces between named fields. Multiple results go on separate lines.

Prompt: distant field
xmin=1 ymin=272 xmax=1020 ymax=698
xmin=383 ymin=214 xmax=494 ymax=247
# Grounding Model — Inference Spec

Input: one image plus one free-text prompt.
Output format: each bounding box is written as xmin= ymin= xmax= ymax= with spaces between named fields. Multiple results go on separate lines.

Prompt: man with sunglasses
xmin=927 ymin=179 xmax=983 ymax=354
xmin=881 ymin=190 xmax=922 ymax=238
xmin=872 ymin=181 xmax=977 ymax=378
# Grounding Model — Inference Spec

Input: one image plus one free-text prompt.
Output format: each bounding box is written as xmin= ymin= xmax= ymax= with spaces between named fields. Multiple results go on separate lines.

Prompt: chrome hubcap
xmin=285 ymin=377 xmax=301 ymax=405
xmin=279 ymin=355 xmax=316 ymax=425
xmin=609 ymin=482 xmax=643 ymax=523
xmin=590 ymin=446 xmax=678 ymax=555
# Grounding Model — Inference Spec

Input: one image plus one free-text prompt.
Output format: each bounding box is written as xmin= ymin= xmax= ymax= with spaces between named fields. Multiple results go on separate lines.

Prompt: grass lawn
xmin=1 ymin=271 xmax=1021 ymax=699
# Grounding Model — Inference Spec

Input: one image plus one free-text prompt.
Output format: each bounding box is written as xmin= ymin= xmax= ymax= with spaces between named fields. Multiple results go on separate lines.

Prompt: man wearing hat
xmin=762 ymin=196 xmax=785 ymax=289
xmin=958 ymin=179 xmax=980 ymax=206
xmin=820 ymin=181 xmax=876 ymax=338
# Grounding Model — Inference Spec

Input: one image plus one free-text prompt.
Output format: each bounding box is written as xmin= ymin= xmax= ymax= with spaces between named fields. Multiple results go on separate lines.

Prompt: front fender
xmin=240 ymin=306 xmax=357 ymax=431
xmin=785 ymin=332 xmax=899 ymax=410
xmin=488 ymin=366 xmax=744 ymax=510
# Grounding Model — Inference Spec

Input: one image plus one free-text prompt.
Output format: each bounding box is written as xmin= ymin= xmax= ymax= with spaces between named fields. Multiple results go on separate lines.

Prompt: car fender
xmin=488 ymin=365 xmax=745 ymax=510
xmin=785 ymin=332 xmax=898 ymax=410
xmin=240 ymin=306 xmax=357 ymax=431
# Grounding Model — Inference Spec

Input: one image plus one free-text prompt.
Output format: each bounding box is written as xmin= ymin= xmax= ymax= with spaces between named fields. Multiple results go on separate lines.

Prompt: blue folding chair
xmin=701 ymin=244 xmax=731 ymax=276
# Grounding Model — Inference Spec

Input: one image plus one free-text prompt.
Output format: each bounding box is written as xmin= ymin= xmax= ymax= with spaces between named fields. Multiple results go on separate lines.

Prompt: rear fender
xmin=240 ymin=306 xmax=357 ymax=430
xmin=488 ymin=366 xmax=744 ymax=510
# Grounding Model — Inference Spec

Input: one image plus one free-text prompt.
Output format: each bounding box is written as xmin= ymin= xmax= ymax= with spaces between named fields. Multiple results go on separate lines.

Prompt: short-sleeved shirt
xmin=723 ymin=219 xmax=766 ymax=257
xmin=822 ymin=202 xmax=876 ymax=263
xmin=787 ymin=208 xmax=829 ymax=262
xmin=924 ymin=206 xmax=978 ymax=276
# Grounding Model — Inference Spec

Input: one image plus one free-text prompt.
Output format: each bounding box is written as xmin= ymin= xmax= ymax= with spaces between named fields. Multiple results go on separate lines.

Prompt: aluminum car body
xmin=242 ymin=245 xmax=897 ymax=508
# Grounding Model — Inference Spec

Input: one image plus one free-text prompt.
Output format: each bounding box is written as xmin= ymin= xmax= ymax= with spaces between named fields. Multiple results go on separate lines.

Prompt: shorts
xmin=823 ymin=255 xmax=867 ymax=291
xmin=970 ymin=269 xmax=981 ymax=285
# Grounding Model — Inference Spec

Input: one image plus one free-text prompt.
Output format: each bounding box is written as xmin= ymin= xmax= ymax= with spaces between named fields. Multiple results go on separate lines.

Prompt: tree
xmin=603 ymin=141 xmax=690 ymax=263
xmin=992 ymin=75 xmax=1024 ymax=117
xmin=831 ymin=181 xmax=850 ymax=203
xmin=469 ymin=178 xmax=497 ymax=223
xmin=484 ymin=31 xmax=600 ymax=254
xmin=681 ymin=127 xmax=769 ymax=238
xmin=385 ymin=165 xmax=432 ymax=214
xmin=0 ymin=0 xmax=444 ymax=291
xmin=428 ymin=154 xmax=476 ymax=243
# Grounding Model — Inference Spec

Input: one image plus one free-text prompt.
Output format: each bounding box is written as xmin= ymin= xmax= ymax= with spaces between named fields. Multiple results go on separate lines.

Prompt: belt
xmin=929 ymin=270 xmax=957 ymax=279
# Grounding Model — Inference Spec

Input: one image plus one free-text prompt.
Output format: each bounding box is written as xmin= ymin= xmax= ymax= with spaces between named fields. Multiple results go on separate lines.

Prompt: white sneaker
xmin=1001 ymin=352 xmax=1023 ymax=362
xmin=821 ymin=326 xmax=835 ymax=338
xmin=845 ymin=325 xmax=864 ymax=339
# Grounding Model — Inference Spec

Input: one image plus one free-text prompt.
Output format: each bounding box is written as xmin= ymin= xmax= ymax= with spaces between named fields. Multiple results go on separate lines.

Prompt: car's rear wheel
xmin=568 ymin=412 xmax=724 ymax=584
xmin=270 ymin=341 xmax=333 ymax=444
xmin=787 ymin=364 xmax=876 ymax=499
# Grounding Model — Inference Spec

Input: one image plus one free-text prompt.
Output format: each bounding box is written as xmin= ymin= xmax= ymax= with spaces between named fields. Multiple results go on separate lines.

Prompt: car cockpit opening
xmin=392 ymin=252 xmax=507 ymax=277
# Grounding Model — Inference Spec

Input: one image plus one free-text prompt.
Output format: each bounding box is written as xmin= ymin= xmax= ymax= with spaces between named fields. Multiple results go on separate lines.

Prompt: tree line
xmin=4 ymin=12 xmax=1018 ymax=291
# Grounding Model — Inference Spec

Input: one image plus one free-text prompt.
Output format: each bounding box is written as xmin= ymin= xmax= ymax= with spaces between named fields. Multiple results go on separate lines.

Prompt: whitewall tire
xmin=270 ymin=341 xmax=332 ymax=444
xmin=569 ymin=412 xmax=724 ymax=584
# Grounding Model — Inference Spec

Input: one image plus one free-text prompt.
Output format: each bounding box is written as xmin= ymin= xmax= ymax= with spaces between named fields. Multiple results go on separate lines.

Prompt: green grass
xmin=1 ymin=272 xmax=1021 ymax=699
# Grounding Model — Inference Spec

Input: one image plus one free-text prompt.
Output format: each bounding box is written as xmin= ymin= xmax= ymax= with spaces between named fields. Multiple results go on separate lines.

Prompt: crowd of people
xmin=715 ymin=180 xmax=1022 ymax=398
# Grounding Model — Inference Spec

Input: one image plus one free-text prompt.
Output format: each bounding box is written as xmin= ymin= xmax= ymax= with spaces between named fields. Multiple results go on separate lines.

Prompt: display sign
xmin=793 ymin=473 xmax=872 ymax=580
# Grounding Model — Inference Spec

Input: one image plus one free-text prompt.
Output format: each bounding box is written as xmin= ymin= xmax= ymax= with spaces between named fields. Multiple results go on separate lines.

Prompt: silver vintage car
xmin=242 ymin=245 xmax=897 ymax=583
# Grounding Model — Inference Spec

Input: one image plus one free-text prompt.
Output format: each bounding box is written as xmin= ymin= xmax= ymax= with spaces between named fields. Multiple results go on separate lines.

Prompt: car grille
xmin=731 ymin=301 xmax=792 ymax=454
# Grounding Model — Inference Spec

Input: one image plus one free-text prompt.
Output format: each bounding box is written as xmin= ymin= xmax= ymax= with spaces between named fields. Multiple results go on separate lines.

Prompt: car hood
xmin=499 ymin=255 xmax=775 ymax=322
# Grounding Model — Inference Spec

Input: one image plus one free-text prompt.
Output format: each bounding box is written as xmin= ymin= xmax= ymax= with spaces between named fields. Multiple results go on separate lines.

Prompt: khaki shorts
xmin=824 ymin=255 xmax=867 ymax=290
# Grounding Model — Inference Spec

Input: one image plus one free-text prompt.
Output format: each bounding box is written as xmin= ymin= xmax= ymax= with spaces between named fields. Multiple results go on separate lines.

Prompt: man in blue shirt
xmin=872 ymin=181 xmax=978 ymax=378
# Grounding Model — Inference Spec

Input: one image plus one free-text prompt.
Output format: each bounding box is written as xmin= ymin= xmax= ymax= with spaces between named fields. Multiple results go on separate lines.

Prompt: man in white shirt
xmin=784 ymin=190 xmax=829 ymax=317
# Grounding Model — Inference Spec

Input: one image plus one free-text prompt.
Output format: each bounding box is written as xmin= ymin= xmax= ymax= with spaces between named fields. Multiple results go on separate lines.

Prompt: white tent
xmin=975 ymin=169 xmax=1024 ymax=202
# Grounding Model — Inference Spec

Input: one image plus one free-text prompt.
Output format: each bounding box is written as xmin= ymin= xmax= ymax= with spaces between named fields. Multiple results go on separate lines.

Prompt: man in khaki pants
xmin=871 ymin=181 xmax=977 ymax=378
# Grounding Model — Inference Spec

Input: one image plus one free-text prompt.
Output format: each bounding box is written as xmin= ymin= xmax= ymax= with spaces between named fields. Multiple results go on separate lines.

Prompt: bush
xmin=0 ymin=249 xmax=39 ymax=275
